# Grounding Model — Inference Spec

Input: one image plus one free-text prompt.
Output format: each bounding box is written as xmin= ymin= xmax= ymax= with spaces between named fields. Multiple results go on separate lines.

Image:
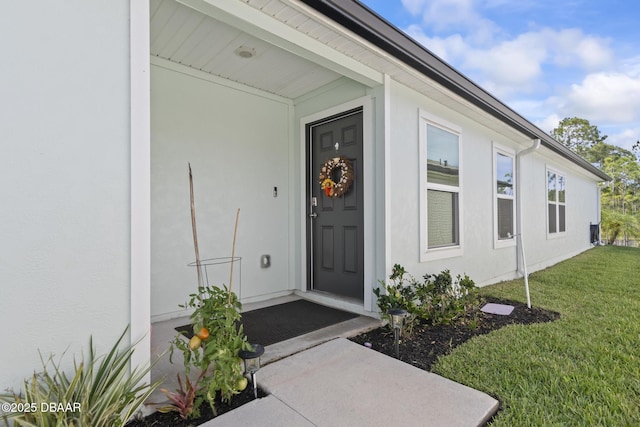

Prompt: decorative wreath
xmin=318 ymin=156 xmax=354 ymax=198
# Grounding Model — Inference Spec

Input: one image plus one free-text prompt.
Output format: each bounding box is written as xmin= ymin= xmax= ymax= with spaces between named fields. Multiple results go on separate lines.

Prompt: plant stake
xmin=189 ymin=163 xmax=203 ymax=288
xmin=228 ymin=208 xmax=240 ymax=304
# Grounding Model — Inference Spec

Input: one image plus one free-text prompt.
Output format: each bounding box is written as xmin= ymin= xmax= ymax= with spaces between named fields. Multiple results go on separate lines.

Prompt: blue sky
xmin=360 ymin=0 xmax=640 ymax=151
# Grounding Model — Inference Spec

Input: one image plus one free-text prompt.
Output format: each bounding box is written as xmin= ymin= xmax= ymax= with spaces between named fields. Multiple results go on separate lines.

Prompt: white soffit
xmin=151 ymin=0 xmax=345 ymax=99
xmin=151 ymin=0 xmax=446 ymax=102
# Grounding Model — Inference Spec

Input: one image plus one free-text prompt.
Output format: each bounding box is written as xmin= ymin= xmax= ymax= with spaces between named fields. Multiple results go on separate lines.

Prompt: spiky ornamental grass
xmin=433 ymin=246 xmax=640 ymax=426
xmin=1 ymin=327 xmax=161 ymax=427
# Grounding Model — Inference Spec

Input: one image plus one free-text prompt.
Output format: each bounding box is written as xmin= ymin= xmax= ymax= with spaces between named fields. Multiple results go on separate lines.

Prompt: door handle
xmin=309 ymin=212 xmax=318 ymax=218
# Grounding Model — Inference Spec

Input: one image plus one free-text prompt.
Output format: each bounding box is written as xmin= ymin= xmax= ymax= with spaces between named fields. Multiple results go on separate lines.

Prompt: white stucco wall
xmin=150 ymin=63 xmax=293 ymax=319
xmin=385 ymin=78 xmax=600 ymax=286
xmin=0 ymin=1 xmax=131 ymax=390
xmin=519 ymin=151 xmax=600 ymax=271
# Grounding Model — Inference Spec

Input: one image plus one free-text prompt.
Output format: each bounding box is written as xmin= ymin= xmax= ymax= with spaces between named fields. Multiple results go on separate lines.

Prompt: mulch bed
xmin=349 ymin=297 xmax=560 ymax=371
xmin=125 ymin=387 xmax=267 ymax=427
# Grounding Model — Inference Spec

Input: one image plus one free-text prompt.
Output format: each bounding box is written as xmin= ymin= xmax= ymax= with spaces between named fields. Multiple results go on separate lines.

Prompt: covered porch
xmin=149 ymin=0 xmax=387 ymax=325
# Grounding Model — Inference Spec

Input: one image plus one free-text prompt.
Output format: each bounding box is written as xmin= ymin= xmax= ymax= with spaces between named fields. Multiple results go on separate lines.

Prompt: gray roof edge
xmin=299 ymin=0 xmax=610 ymax=181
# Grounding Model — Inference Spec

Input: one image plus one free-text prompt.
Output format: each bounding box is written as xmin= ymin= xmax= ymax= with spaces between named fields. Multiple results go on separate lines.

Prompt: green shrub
xmin=414 ymin=270 xmax=480 ymax=325
xmin=0 ymin=326 xmax=160 ymax=427
xmin=170 ymin=285 xmax=251 ymax=418
xmin=373 ymin=264 xmax=419 ymax=335
xmin=374 ymin=265 xmax=480 ymax=331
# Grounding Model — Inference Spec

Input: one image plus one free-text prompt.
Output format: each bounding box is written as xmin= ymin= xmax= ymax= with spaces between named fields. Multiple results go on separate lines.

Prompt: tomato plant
xmin=170 ymin=285 xmax=252 ymax=418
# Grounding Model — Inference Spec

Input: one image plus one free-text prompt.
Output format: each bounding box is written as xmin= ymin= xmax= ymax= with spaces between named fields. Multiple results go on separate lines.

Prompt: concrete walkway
xmin=203 ymin=338 xmax=499 ymax=427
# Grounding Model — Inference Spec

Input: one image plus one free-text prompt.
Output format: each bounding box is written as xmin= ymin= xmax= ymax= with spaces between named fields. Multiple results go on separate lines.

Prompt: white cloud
xmin=402 ymin=0 xmax=499 ymax=43
xmin=605 ymin=127 xmax=640 ymax=152
xmin=574 ymin=37 xmax=614 ymax=69
xmin=534 ymin=114 xmax=562 ymax=135
xmin=460 ymin=29 xmax=612 ymax=92
xmin=405 ymin=25 xmax=466 ymax=62
xmin=560 ymin=72 xmax=640 ymax=123
xmin=405 ymin=26 xmax=544 ymax=96
xmin=400 ymin=0 xmax=427 ymax=16
xmin=400 ymin=0 xmax=612 ymax=68
xmin=544 ymin=28 xmax=613 ymax=69
xmin=621 ymin=56 xmax=640 ymax=77
xmin=404 ymin=21 xmax=613 ymax=98
xmin=463 ymin=32 xmax=547 ymax=90
xmin=402 ymin=0 xmax=475 ymax=27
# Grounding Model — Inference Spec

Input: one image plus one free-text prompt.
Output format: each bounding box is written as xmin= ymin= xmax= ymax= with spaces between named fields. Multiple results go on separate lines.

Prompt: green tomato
xmin=236 ymin=377 xmax=248 ymax=391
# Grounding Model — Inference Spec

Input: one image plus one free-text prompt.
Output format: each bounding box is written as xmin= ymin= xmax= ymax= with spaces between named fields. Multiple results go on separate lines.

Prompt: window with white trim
xmin=547 ymin=169 xmax=566 ymax=234
xmin=419 ymin=111 xmax=462 ymax=260
xmin=494 ymin=145 xmax=515 ymax=246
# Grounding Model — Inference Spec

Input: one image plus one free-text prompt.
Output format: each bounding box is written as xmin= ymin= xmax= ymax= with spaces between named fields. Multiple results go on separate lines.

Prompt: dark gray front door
xmin=307 ymin=109 xmax=364 ymax=300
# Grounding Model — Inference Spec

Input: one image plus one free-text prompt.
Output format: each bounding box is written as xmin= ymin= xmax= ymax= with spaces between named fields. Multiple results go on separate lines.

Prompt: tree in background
xmin=601 ymin=155 xmax=640 ymax=244
xmin=551 ymin=117 xmax=607 ymax=160
xmin=551 ymin=118 xmax=640 ymax=246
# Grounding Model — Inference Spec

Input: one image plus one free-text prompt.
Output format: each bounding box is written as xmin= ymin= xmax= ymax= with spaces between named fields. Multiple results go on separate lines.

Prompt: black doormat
xmin=176 ymin=299 xmax=359 ymax=347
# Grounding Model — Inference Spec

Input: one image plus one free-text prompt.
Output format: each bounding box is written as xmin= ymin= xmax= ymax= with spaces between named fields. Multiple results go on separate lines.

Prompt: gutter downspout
xmin=516 ymin=138 xmax=541 ymax=309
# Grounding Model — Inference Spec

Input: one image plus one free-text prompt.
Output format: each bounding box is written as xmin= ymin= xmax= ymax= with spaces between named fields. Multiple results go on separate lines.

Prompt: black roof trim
xmin=299 ymin=0 xmax=610 ymax=181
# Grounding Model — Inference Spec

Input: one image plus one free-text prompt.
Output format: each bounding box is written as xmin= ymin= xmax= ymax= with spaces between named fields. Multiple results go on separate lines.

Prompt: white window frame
xmin=493 ymin=143 xmax=516 ymax=249
xmin=419 ymin=109 xmax=463 ymax=262
xmin=546 ymin=166 xmax=567 ymax=239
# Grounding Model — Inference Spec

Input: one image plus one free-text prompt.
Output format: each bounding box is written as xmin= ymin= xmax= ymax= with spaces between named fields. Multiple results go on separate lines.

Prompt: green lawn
xmin=433 ymin=246 xmax=640 ymax=426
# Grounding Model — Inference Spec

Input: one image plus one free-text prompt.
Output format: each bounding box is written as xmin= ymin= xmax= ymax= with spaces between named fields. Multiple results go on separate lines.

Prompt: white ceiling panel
xmin=150 ymin=0 xmax=342 ymax=99
xmin=260 ymin=1 xmax=288 ymax=16
xmin=273 ymin=5 xmax=300 ymax=22
xmin=166 ymin=18 xmax=217 ymax=64
xmin=279 ymin=11 xmax=310 ymax=29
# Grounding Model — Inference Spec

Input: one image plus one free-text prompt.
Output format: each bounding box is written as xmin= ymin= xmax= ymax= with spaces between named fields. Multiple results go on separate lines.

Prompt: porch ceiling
xmin=150 ymin=0 xmax=343 ymax=99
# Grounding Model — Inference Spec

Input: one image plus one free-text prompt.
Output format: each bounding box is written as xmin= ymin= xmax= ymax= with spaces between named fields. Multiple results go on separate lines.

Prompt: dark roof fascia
xmin=299 ymin=0 xmax=611 ymax=181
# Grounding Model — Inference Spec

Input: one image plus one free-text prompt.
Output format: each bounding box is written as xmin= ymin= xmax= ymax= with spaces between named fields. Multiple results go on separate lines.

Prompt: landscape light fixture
xmin=388 ymin=308 xmax=407 ymax=358
xmin=239 ymin=343 xmax=264 ymax=399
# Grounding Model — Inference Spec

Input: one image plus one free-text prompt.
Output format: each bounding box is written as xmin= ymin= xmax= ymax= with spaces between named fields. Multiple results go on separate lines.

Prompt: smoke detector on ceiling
xmin=234 ymin=46 xmax=256 ymax=59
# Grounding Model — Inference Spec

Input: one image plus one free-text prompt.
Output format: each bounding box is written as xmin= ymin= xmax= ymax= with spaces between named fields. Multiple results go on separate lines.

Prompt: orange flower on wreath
xmin=318 ymin=156 xmax=354 ymax=198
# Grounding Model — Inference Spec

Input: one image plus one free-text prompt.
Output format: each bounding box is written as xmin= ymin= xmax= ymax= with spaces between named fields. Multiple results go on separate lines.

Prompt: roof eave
xmin=299 ymin=0 xmax=611 ymax=181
